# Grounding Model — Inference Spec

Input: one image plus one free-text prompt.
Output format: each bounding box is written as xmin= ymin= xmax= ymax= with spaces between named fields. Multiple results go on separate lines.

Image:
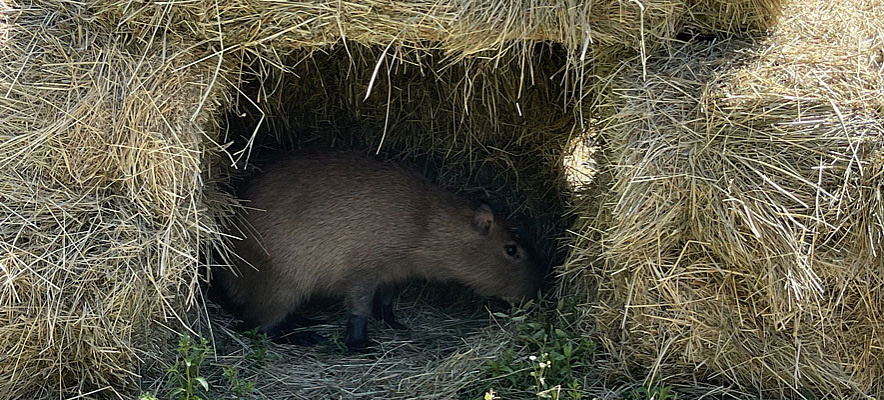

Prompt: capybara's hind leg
xmin=372 ymin=283 xmax=408 ymax=331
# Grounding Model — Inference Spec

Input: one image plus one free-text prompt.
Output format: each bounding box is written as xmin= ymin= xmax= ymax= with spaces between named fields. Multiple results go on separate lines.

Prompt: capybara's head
xmin=444 ymin=203 xmax=543 ymax=303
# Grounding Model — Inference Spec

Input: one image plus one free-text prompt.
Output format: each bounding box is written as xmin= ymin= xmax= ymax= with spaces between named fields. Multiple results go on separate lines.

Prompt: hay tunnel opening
xmin=184 ymin=42 xmax=591 ymax=398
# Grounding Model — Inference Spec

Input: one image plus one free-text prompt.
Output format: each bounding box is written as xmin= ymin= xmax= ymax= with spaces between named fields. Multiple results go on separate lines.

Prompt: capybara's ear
xmin=472 ymin=202 xmax=495 ymax=236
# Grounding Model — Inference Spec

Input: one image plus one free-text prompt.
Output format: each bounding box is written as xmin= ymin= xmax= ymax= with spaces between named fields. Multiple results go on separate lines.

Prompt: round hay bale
xmin=566 ymin=0 xmax=884 ymax=397
xmin=0 ymin=5 xmax=233 ymax=398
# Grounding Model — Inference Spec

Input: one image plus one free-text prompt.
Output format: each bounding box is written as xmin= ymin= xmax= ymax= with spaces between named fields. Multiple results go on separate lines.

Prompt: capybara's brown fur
xmin=214 ymin=149 xmax=542 ymax=350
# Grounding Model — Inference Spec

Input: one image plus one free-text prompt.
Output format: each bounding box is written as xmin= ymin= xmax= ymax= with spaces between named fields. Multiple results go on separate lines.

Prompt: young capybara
xmin=213 ymin=149 xmax=542 ymax=351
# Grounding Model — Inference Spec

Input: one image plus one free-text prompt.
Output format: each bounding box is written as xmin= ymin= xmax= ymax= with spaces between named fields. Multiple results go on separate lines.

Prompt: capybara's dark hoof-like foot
xmin=343 ymin=314 xmax=375 ymax=352
xmin=343 ymin=330 xmax=367 ymax=351
xmin=272 ymin=331 xmax=327 ymax=346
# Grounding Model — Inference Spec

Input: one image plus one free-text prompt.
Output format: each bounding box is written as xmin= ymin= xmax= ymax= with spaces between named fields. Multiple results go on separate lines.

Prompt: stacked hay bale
xmin=568 ymin=0 xmax=884 ymax=397
xmin=0 ymin=5 xmax=234 ymax=398
xmin=1 ymin=0 xmax=786 ymax=398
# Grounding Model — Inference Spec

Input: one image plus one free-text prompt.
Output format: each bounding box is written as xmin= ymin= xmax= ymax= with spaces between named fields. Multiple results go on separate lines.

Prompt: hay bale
xmin=567 ymin=0 xmax=884 ymax=397
xmin=51 ymin=0 xmax=784 ymax=60
xmin=0 ymin=5 xmax=233 ymax=397
xmin=92 ymin=0 xmax=665 ymax=55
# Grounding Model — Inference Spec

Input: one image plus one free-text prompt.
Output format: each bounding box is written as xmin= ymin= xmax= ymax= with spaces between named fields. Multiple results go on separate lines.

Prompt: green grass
xmin=472 ymin=297 xmax=596 ymax=399
xmin=141 ymin=293 xmax=682 ymax=400
xmin=140 ymin=333 xmax=263 ymax=400
xmin=472 ymin=296 xmax=679 ymax=400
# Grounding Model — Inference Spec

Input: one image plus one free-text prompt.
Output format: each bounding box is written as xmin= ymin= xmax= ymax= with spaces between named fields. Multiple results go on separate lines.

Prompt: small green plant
xmin=167 ymin=334 xmax=212 ymax=400
xmin=242 ymin=327 xmax=277 ymax=364
xmin=141 ymin=331 xmax=264 ymax=399
xmin=223 ymin=365 xmax=255 ymax=398
xmin=476 ymin=297 xmax=595 ymax=399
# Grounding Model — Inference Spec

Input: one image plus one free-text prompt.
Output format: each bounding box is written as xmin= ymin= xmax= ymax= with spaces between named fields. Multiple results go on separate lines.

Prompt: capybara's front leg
xmin=343 ymin=280 xmax=379 ymax=352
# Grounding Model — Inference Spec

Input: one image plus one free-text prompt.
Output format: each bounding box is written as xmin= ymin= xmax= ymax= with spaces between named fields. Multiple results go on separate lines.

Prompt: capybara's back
xmin=215 ymin=149 xmax=541 ymax=349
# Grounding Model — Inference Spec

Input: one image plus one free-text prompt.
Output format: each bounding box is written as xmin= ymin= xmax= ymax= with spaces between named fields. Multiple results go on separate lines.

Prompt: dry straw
xmin=0 ymin=4 xmax=234 ymax=398
xmin=96 ymin=0 xmax=670 ymax=58
xmin=2 ymin=0 xmax=785 ymax=398
xmin=566 ymin=0 xmax=884 ymax=397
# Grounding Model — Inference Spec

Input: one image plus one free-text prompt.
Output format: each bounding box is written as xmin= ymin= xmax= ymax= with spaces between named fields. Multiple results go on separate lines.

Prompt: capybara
xmin=213 ymin=149 xmax=542 ymax=351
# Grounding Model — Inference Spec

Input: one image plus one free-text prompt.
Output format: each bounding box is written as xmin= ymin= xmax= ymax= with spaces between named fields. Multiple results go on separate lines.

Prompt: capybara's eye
xmin=505 ymin=244 xmax=518 ymax=257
